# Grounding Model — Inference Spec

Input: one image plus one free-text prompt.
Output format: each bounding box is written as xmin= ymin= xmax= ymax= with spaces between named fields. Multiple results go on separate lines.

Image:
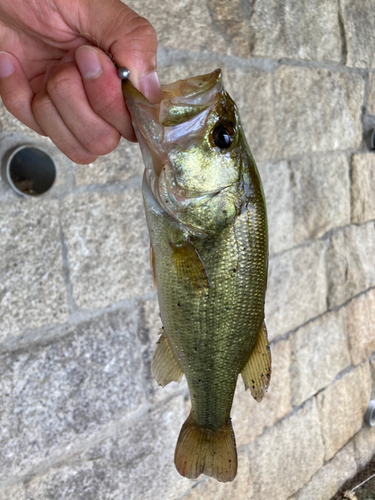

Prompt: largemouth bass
xmin=121 ymin=69 xmax=270 ymax=483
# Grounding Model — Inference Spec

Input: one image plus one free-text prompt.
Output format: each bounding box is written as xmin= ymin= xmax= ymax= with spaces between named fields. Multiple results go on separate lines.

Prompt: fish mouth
xmin=122 ymin=70 xmax=224 ymax=218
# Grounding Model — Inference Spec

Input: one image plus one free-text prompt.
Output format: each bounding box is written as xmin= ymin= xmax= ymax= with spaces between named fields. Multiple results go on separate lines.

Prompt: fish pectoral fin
xmin=241 ymin=321 xmax=271 ymax=403
xmin=151 ymin=329 xmax=184 ymax=387
xmin=170 ymin=239 xmax=210 ymax=295
xmin=175 ymin=413 xmax=237 ymax=482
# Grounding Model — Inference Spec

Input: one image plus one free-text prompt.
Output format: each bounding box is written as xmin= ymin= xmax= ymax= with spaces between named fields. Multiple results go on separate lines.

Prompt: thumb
xmin=78 ymin=0 xmax=162 ymax=102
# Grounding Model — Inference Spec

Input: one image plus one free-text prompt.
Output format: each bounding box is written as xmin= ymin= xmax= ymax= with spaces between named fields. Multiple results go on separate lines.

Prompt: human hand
xmin=0 ymin=0 xmax=160 ymax=163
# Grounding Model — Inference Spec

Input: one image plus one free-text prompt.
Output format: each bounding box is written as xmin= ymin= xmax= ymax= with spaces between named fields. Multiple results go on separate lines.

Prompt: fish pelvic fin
xmin=151 ymin=329 xmax=184 ymax=387
xmin=241 ymin=321 xmax=271 ymax=402
xmin=174 ymin=413 xmax=237 ymax=482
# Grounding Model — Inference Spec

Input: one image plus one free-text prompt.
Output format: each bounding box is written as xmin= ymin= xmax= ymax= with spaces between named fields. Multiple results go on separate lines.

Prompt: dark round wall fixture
xmin=366 ymin=128 xmax=375 ymax=151
xmin=2 ymin=145 xmax=57 ymax=197
xmin=365 ymin=400 xmax=375 ymax=427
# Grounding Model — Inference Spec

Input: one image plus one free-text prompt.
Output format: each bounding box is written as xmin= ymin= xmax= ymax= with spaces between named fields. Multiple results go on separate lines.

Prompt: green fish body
xmin=122 ymin=70 xmax=270 ymax=483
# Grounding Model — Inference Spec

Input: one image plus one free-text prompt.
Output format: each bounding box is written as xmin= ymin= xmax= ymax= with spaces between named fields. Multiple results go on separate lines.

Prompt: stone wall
xmin=0 ymin=1 xmax=374 ymax=499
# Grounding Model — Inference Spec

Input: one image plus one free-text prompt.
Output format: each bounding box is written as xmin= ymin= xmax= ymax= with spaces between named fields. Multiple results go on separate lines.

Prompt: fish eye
xmin=211 ymin=122 xmax=235 ymax=149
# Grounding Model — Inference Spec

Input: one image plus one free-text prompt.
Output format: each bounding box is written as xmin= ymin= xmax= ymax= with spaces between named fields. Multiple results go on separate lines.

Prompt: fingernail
xmin=139 ymin=71 xmax=162 ymax=103
xmin=0 ymin=52 xmax=14 ymax=78
xmin=76 ymin=46 xmax=102 ymax=80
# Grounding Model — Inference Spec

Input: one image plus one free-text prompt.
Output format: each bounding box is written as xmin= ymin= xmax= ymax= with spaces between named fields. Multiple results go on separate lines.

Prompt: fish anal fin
xmin=151 ymin=329 xmax=184 ymax=387
xmin=175 ymin=413 xmax=237 ymax=483
xmin=170 ymin=239 xmax=210 ymax=295
xmin=241 ymin=321 xmax=271 ymax=402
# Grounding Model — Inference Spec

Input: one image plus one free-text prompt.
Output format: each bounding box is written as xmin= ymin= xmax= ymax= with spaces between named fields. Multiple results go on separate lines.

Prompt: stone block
xmin=205 ymin=0 xmax=253 ymax=58
xmin=4 ymin=397 xmax=191 ymax=500
xmin=1 ymin=487 xmax=23 ymax=500
xmin=257 ymin=161 xmax=294 ymax=255
xmin=340 ymin=0 xmax=375 ymax=68
xmin=291 ymin=154 xmax=350 ymax=243
xmin=369 ymin=74 xmax=375 ymax=115
xmin=0 ymin=101 xmax=42 ymax=138
xmin=326 ymin=222 xmax=375 ymax=308
xmin=225 ymin=68 xmax=277 ymax=162
xmin=266 ymin=241 xmax=327 ymax=340
xmin=351 ymin=153 xmax=375 ymax=223
xmin=295 ymin=441 xmax=357 ymax=500
xmin=61 ymin=188 xmax=153 ymax=309
xmin=158 ymin=64 xmax=230 ymax=87
xmin=179 ymin=449 xmax=252 ymax=500
xmin=129 ymin=0 xmax=251 ymax=58
xmin=137 ymin=296 xmax=187 ymax=403
xmin=354 ymin=424 xmax=375 ymax=469
xmin=73 ymin=139 xmax=143 ymax=186
xmin=274 ymin=67 xmax=364 ymax=157
xmin=0 ymin=199 xmax=68 ymax=340
xmin=346 ymin=289 xmax=375 ymax=366
xmin=248 ymin=399 xmax=324 ymax=500
xmin=1 ymin=486 xmax=25 ymax=500
xmin=316 ymin=362 xmax=371 ymax=460
xmin=249 ymin=0 xmax=341 ymax=62
xmin=232 ymin=339 xmax=291 ymax=447
xmin=0 ymin=307 xmax=144 ymax=480
xmin=0 ymin=172 xmax=15 ymax=201
xmin=290 ymin=309 xmax=350 ymax=406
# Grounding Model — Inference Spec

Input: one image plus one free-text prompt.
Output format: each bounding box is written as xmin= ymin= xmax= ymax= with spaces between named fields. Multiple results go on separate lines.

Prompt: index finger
xmin=74 ymin=0 xmax=162 ymax=102
xmin=75 ymin=45 xmax=136 ymax=142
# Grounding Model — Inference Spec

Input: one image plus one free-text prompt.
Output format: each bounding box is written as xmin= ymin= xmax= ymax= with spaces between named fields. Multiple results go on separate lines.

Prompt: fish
xmin=121 ymin=69 xmax=270 ymax=483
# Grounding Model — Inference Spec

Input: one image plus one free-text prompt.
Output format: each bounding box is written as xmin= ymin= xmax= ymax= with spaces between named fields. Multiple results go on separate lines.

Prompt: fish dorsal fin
xmin=241 ymin=322 xmax=271 ymax=402
xmin=151 ymin=329 xmax=184 ymax=387
xmin=170 ymin=239 xmax=210 ymax=295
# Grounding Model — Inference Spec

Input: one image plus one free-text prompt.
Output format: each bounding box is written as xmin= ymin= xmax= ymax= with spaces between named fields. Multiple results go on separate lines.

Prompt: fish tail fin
xmin=174 ymin=413 xmax=237 ymax=482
